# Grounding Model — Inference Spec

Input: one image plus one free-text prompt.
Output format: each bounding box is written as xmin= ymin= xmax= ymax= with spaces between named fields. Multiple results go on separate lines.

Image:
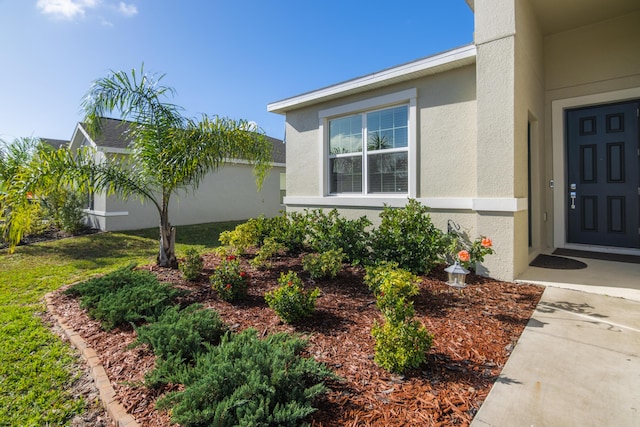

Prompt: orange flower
xmin=240 ymin=271 xmax=247 ymax=278
xmin=458 ymin=250 xmax=470 ymax=262
xmin=226 ymin=255 xmax=236 ymax=261
xmin=481 ymin=238 xmax=493 ymax=248
xmin=225 ymin=284 xmax=232 ymax=290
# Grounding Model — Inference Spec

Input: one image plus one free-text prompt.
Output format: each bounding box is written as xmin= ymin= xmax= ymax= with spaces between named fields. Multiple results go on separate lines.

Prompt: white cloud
xmin=36 ymin=0 xmax=99 ymax=20
xmin=117 ymin=2 xmax=137 ymax=17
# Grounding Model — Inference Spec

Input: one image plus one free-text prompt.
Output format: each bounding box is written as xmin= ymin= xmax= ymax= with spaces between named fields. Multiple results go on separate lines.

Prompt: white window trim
xmin=318 ymin=88 xmax=418 ymax=199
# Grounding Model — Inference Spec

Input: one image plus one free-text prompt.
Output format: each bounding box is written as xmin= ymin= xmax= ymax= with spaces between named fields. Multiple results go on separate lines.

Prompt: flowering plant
xmin=444 ymin=223 xmax=495 ymax=271
xmin=264 ymin=271 xmax=320 ymax=324
xmin=210 ymin=255 xmax=249 ymax=302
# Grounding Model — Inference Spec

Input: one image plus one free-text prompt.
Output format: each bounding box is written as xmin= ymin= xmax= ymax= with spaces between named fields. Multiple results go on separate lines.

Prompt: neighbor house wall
xmin=85 ymin=163 xmax=284 ymax=231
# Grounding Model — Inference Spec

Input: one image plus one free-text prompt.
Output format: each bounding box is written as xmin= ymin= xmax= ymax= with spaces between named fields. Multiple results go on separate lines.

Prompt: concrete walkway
xmin=471 ymin=286 xmax=640 ymax=427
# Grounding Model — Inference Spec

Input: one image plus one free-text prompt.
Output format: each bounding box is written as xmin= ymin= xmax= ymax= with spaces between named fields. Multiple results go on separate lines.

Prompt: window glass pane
xmin=330 ymin=155 xmax=362 ymax=193
xmin=329 ymin=115 xmax=362 ymax=155
xmin=367 ymin=152 xmax=408 ymax=193
xmin=366 ymin=105 xmax=408 ymax=150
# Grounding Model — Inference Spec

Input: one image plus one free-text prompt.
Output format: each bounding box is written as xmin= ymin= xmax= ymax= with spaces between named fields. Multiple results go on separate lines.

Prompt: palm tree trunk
xmin=158 ymin=223 xmax=177 ymax=268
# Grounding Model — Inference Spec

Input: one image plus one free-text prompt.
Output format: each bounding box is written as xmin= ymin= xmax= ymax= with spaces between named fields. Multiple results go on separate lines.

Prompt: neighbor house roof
xmin=267 ymin=44 xmax=476 ymax=114
xmin=75 ymin=117 xmax=285 ymax=163
xmin=41 ymin=138 xmax=69 ymax=150
xmin=79 ymin=117 xmax=135 ymax=150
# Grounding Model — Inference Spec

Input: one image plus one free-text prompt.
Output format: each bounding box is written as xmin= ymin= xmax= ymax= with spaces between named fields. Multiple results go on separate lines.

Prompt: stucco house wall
xmin=86 ymin=163 xmax=284 ymax=231
xmin=269 ymin=0 xmax=640 ymax=281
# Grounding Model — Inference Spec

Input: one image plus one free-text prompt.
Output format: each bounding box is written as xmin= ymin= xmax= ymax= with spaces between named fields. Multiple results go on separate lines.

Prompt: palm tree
xmin=40 ymin=65 xmax=272 ymax=267
xmin=0 ymin=137 xmax=55 ymax=249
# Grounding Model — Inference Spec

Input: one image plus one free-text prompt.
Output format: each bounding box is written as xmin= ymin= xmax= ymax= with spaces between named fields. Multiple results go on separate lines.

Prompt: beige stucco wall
xmin=284 ymin=67 xmax=477 ymax=200
xmin=86 ymin=163 xmax=284 ymax=231
xmin=513 ymin=0 xmax=545 ymax=276
xmin=419 ymin=66 xmax=477 ymax=198
xmin=473 ymin=0 xmax=518 ymax=280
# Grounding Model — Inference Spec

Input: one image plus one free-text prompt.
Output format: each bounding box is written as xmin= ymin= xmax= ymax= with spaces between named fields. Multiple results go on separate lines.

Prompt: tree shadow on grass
xmin=11 ymin=233 xmax=156 ymax=269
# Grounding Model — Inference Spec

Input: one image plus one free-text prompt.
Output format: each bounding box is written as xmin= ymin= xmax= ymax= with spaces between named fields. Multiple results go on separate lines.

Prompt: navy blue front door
xmin=566 ymin=101 xmax=640 ymax=248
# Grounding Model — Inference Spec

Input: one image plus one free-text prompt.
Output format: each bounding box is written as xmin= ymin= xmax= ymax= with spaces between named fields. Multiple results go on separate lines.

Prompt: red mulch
xmin=46 ymin=252 xmax=543 ymax=426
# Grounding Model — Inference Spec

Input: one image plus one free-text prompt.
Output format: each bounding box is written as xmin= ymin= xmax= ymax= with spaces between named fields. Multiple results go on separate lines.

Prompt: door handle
xmin=570 ymin=191 xmax=576 ymax=209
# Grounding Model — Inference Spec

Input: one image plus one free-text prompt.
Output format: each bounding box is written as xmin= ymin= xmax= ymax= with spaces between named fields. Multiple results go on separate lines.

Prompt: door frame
xmin=552 ymin=87 xmax=640 ymax=255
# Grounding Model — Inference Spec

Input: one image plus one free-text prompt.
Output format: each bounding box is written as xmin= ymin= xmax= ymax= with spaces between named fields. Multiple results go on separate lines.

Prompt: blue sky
xmin=0 ymin=1 xmax=473 ymax=142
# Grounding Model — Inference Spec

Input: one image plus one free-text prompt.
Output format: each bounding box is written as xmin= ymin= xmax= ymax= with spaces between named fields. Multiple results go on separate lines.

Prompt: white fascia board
xmin=267 ymin=44 xmax=476 ymax=114
xmin=69 ymin=123 xmax=97 ymax=151
xmin=83 ymin=209 xmax=128 ymax=217
xmin=97 ymin=147 xmax=130 ymax=154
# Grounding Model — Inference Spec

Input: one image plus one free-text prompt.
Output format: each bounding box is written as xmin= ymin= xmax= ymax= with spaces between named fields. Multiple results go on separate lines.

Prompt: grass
xmin=0 ymin=221 xmax=238 ymax=426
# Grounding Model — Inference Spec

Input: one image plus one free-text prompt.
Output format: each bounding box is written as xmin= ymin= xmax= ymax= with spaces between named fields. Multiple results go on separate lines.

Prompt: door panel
xmin=566 ymin=101 xmax=639 ymax=248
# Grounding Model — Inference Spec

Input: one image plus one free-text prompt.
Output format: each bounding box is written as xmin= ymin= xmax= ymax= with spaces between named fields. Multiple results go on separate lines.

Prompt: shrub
xmin=267 ymin=211 xmax=309 ymax=254
xmin=365 ymin=262 xmax=433 ymax=373
xmin=64 ymin=263 xmax=143 ymax=307
xmin=179 ymin=248 xmax=204 ymax=281
xmin=65 ymin=264 xmax=185 ymax=330
xmin=218 ymin=216 xmax=270 ymax=255
xmin=302 ymin=249 xmax=344 ymax=280
xmin=250 ymin=237 xmax=287 ymax=270
xmin=370 ymin=199 xmax=446 ymax=274
xmin=133 ymin=304 xmax=228 ymax=363
xmin=364 ymin=262 xmax=421 ymax=323
xmin=156 ymin=328 xmax=336 ymax=427
xmin=42 ymin=187 xmax=88 ymax=234
xmin=306 ymin=209 xmax=372 ymax=264
xmin=371 ymin=319 xmax=433 ymax=374
xmin=211 ymin=255 xmax=249 ymax=302
xmin=264 ymin=271 xmax=320 ymax=324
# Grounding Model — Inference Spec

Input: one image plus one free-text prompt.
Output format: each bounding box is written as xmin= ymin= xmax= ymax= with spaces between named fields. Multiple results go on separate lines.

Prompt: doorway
xmin=565 ymin=100 xmax=639 ymax=248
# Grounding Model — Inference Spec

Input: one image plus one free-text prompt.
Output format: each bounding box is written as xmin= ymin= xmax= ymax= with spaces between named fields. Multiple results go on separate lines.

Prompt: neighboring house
xmin=268 ymin=0 xmax=640 ymax=281
xmin=42 ymin=138 xmax=69 ymax=150
xmin=65 ymin=117 xmax=286 ymax=231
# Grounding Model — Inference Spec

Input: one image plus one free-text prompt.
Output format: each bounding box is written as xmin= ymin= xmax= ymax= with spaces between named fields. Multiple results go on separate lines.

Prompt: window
xmin=328 ymin=105 xmax=408 ymax=194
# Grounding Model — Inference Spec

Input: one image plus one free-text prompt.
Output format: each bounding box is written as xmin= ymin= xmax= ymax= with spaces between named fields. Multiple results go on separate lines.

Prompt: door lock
xmin=570 ymin=191 xmax=576 ymax=209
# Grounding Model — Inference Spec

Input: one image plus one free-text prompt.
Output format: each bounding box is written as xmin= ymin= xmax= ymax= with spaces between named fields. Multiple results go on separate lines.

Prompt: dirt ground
xmin=46 ymin=251 xmax=543 ymax=426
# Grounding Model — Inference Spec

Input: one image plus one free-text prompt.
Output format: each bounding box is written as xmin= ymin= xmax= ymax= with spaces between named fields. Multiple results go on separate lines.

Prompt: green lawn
xmin=0 ymin=221 xmax=239 ymax=426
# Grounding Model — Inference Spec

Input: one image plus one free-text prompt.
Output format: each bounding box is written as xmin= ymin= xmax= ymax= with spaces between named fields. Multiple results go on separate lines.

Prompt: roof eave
xmin=267 ymin=44 xmax=477 ymax=115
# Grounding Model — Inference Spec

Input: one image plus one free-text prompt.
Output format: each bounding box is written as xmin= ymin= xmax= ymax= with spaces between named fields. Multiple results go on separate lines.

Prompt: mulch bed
xmin=46 ymin=251 xmax=544 ymax=426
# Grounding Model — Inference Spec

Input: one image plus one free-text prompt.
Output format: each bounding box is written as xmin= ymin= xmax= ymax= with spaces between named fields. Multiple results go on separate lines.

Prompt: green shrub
xmin=64 ymin=263 xmax=143 ymax=307
xmin=305 ymin=209 xmax=372 ymax=264
xmin=65 ymin=264 xmax=185 ymax=330
xmin=365 ymin=262 xmax=433 ymax=373
xmin=264 ymin=271 xmax=320 ymax=324
xmin=267 ymin=211 xmax=309 ymax=254
xmin=156 ymin=328 xmax=336 ymax=427
xmin=218 ymin=217 xmax=265 ymax=255
xmin=211 ymin=255 xmax=250 ymax=302
xmin=179 ymin=248 xmax=204 ymax=281
xmin=371 ymin=319 xmax=433 ymax=374
xmin=42 ymin=187 xmax=88 ymax=234
xmin=133 ymin=304 xmax=227 ymax=363
xmin=302 ymin=249 xmax=344 ymax=280
xmin=364 ymin=262 xmax=421 ymax=323
xmin=250 ymin=237 xmax=287 ymax=270
xmin=370 ymin=199 xmax=446 ymax=274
